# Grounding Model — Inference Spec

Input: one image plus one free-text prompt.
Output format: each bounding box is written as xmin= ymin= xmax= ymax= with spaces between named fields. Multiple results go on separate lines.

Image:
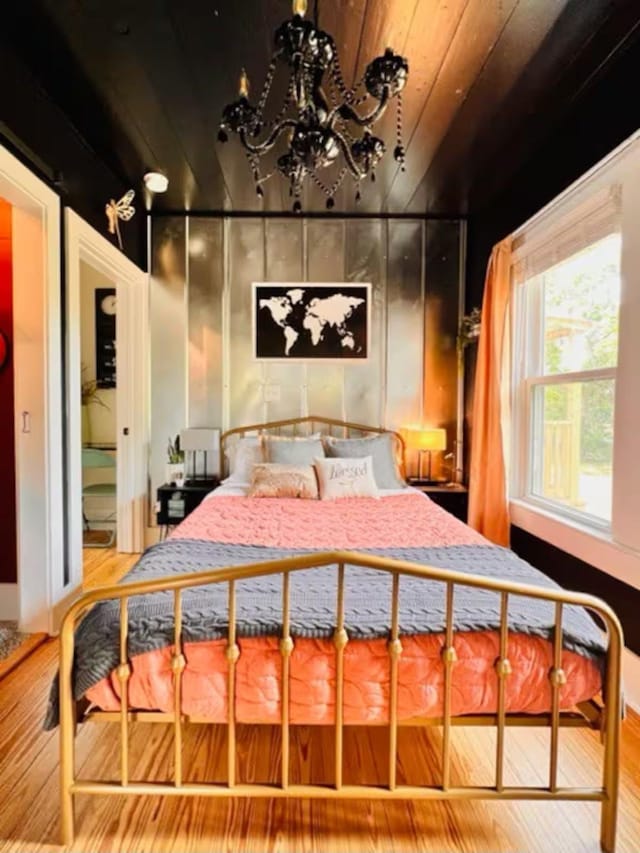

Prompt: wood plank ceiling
xmin=9 ymin=0 xmax=640 ymax=214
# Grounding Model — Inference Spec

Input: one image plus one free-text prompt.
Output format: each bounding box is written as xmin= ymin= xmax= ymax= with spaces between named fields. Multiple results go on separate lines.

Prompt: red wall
xmin=0 ymin=199 xmax=17 ymax=584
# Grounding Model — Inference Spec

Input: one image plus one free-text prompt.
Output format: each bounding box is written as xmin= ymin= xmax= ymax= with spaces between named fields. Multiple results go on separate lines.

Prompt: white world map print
xmin=254 ymin=284 xmax=369 ymax=360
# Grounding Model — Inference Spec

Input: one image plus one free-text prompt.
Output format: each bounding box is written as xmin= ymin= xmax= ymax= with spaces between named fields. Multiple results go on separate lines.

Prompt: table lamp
xmin=403 ymin=427 xmax=447 ymax=483
xmin=180 ymin=428 xmax=220 ymax=484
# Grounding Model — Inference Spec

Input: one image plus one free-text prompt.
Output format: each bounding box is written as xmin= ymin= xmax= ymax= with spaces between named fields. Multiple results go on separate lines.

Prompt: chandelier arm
xmin=239 ymin=120 xmax=298 ymax=155
xmin=333 ymin=129 xmax=364 ymax=180
xmin=269 ymin=75 xmax=296 ymax=129
xmin=256 ymin=56 xmax=280 ymax=118
xmin=339 ymin=89 xmax=390 ymax=127
xmin=256 ymin=170 xmax=276 ymax=186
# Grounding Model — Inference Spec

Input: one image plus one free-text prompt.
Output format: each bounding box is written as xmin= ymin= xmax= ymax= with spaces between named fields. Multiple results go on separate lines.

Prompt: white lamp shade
xmin=403 ymin=427 xmax=447 ymax=452
xmin=180 ymin=428 xmax=220 ymax=452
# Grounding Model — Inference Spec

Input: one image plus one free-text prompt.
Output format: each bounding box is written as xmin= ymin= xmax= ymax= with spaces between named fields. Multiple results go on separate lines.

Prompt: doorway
xmin=64 ymin=210 xmax=148 ymax=601
xmin=0 ymin=199 xmax=18 ymax=617
xmin=0 ymin=144 xmax=63 ymax=634
xmin=79 ymin=261 xmax=118 ymax=557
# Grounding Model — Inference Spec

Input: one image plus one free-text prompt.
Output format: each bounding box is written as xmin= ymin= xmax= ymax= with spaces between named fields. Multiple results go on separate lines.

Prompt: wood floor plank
xmin=0 ymin=632 xmax=47 ymax=682
xmin=0 ymin=551 xmax=639 ymax=851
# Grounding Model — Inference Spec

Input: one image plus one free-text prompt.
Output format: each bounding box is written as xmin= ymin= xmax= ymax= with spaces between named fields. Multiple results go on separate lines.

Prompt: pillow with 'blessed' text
xmin=313 ymin=455 xmax=379 ymax=500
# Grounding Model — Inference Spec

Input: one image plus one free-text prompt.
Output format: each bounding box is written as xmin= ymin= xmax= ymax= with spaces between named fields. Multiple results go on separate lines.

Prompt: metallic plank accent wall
xmin=149 ymin=216 xmax=464 ymax=500
xmin=424 ymin=219 xmax=465 ymax=483
xmin=187 ymin=218 xmax=224 ymax=428
xmin=149 ymin=218 xmax=187 ymax=502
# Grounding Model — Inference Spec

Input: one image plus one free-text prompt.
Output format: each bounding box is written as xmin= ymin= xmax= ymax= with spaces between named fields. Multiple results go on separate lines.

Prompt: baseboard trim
xmin=0 ymin=584 xmax=18 ymax=620
xmin=0 ymin=632 xmax=48 ymax=681
xmin=50 ymin=583 xmax=82 ymax=635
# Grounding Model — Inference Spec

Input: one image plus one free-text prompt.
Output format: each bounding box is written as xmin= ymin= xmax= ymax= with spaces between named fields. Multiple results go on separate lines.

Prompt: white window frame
xmin=521 ymin=367 xmax=617 ymax=531
xmin=509 ymin=128 xmax=640 ymax=591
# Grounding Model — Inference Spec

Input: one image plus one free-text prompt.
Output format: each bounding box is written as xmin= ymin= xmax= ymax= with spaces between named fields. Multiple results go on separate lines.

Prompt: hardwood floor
xmin=0 ymin=552 xmax=639 ymax=852
xmin=0 ymin=629 xmax=47 ymax=681
xmin=82 ymin=547 xmax=139 ymax=589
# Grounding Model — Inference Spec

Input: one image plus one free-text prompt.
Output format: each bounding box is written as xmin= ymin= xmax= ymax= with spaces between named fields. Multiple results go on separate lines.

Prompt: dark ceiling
xmin=6 ymin=0 xmax=640 ymax=215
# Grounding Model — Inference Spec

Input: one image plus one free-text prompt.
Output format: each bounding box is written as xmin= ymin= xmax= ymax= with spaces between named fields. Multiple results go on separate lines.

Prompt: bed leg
xmin=59 ymin=623 xmax=77 ymax=846
xmin=60 ymin=705 xmax=76 ymax=847
xmin=600 ymin=611 xmax=622 ymax=853
xmin=60 ymin=787 xmax=75 ymax=847
xmin=59 ymin=696 xmax=77 ymax=845
xmin=600 ymin=797 xmax=618 ymax=853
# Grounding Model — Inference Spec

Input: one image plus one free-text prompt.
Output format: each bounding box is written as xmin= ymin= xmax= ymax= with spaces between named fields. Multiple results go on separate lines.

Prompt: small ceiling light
xmin=143 ymin=172 xmax=169 ymax=193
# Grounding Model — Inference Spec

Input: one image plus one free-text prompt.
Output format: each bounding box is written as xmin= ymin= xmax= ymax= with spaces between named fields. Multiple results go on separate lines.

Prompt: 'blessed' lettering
xmin=329 ymin=462 xmax=367 ymax=480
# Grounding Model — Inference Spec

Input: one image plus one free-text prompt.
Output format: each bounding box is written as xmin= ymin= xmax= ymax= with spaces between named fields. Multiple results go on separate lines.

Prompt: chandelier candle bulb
xmin=239 ymin=69 xmax=249 ymax=98
xmin=218 ymin=1 xmax=408 ymax=211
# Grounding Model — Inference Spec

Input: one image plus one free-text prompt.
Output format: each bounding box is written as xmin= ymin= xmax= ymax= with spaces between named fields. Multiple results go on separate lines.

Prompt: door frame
xmin=65 ymin=210 xmax=148 ymax=594
xmin=0 ymin=143 xmax=63 ymax=633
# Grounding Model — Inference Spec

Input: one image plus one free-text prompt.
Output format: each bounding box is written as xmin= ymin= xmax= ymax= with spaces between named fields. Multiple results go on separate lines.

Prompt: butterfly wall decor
xmin=105 ymin=189 xmax=135 ymax=250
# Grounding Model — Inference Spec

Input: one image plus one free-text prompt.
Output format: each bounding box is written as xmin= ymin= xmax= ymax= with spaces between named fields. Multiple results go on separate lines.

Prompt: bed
xmin=54 ymin=416 xmax=623 ymax=852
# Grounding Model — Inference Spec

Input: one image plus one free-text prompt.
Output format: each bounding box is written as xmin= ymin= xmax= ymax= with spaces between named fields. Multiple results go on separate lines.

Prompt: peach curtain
xmin=468 ymin=236 xmax=513 ymax=546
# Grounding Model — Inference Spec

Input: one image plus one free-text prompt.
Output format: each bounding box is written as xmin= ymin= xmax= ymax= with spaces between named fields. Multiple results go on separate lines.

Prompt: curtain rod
xmin=512 ymin=127 xmax=640 ymax=240
xmin=149 ymin=209 xmax=468 ymax=221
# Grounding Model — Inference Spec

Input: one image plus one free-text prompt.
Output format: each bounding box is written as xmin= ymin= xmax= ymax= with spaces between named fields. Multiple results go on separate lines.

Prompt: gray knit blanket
xmin=44 ymin=539 xmax=605 ymax=729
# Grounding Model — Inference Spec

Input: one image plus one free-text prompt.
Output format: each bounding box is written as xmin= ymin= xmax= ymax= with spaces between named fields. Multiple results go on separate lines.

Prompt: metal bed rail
xmin=59 ymin=549 xmax=623 ymax=851
xmin=219 ymin=415 xmax=407 ymax=479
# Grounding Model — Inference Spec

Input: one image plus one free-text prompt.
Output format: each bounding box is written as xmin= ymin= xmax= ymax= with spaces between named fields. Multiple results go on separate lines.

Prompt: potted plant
xmin=458 ymin=307 xmax=482 ymax=348
xmin=166 ymin=434 xmax=185 ymax=487
xmin=81 ymin=365 xmax=109 ymax=444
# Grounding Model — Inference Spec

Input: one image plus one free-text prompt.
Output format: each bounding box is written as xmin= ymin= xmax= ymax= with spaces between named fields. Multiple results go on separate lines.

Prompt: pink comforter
xmin=87 ymin=493 xmax=601 ymax=721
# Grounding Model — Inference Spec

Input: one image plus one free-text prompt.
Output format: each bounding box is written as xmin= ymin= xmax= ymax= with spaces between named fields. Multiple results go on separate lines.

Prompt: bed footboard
xmin=58 ymin=550 xmax=623 ymax=851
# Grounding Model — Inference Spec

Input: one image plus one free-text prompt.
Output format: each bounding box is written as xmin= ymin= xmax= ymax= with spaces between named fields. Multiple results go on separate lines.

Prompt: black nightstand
xmin=408 ymin=482 xmax=469 ymax=522
xmin=156 ymin=480 xmax=219 ymax=539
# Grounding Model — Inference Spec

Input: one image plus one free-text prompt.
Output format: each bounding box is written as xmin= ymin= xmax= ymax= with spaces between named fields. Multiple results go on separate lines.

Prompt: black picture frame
xmin=253 ymin=282 xmax=370 ymax=361
xmin=95 ymin=287 xmax=116 ymax=389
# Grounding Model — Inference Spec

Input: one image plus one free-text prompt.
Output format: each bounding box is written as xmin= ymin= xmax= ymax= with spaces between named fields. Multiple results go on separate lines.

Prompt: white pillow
xmin=223 ymin=436 xmax=264 ymax=484
xmin=314 ymin=455 xmax=379 ymax=500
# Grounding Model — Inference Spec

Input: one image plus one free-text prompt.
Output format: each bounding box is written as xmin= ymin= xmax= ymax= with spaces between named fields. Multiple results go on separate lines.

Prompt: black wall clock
xmin=95 ymin=287 xmax=116 ymax=388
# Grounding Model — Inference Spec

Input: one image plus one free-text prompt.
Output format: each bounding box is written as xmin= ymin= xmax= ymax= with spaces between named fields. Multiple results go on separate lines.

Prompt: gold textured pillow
xmin=248 ymin=463 xmax=319 ymax=499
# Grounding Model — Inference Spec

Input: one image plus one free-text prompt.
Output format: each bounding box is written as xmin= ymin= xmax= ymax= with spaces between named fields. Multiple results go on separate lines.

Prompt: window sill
xmin=510 ymin=498 xmax=640 ymax=592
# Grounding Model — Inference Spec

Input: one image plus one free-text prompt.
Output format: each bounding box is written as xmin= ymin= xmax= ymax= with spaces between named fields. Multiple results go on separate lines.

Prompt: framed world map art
xmin=253 ymin=282 xmax=370 ymax=361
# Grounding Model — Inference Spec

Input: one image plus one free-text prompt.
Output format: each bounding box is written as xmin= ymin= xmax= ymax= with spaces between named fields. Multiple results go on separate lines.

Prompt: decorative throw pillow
xmin=263 ymin=435 xmax=326 ymax=466
xmin=314 ymin=456 xmax=379 ymax=500
xmin=248 ymin=463 xmax=319 ymax=499
xmin=324 ymin=434 xmax=404 ymax=489
xmin=224 ymin=436 xmax=264 ymax=484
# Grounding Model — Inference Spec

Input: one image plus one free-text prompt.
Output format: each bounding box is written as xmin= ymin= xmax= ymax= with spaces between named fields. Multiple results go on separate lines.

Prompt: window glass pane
xmin=543 ymin=233 xmax=621 ymax=375
xmin=530 ymin=379 xmax=614 ymax=523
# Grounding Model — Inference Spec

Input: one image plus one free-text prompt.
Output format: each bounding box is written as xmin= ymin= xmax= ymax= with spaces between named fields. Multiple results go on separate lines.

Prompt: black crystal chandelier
xmin=217 ymin=0 xmax=409 ymax=212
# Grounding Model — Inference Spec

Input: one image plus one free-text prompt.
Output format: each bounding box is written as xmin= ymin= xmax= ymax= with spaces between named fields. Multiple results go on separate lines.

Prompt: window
xmin=512 ymin=192 xmax=622 ymax=529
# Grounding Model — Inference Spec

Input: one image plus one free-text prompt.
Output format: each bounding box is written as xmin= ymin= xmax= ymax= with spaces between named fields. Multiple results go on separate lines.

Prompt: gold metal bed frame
xmin=59 ymin=417 xmax=623 ymax=851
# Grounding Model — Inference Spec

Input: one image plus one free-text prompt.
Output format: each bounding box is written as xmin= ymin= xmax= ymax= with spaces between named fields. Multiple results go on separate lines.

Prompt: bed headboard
xmin=219 ymin=416 xmax=406 ymax=480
